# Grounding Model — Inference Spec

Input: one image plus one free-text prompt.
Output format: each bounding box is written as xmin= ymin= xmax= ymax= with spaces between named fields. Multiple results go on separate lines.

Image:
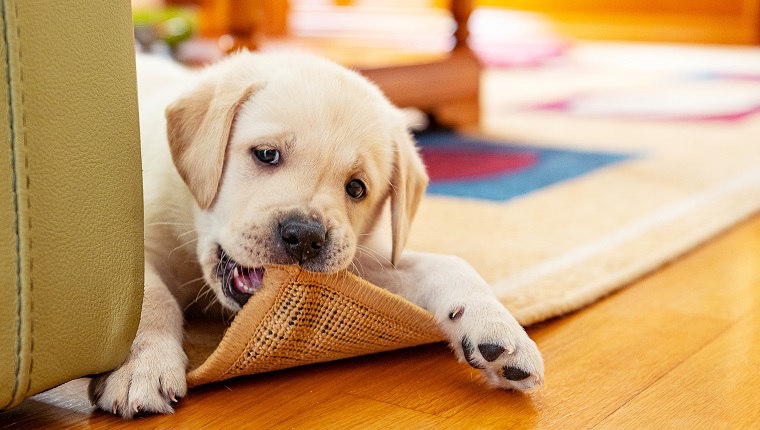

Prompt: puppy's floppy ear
xmin=166 ymin=79 xmax=260 ymax=210
xmin=390 ymin=127 xmax=429 ymax=265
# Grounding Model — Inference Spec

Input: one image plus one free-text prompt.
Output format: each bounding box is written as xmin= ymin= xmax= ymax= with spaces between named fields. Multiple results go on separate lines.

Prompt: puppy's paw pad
xmin=502 ymin=366 xmax=531 ymax=382
xmin=446 ymin=303 xmax=544 ymax=391
xmin=461 ymin=337 xmax=485 ymax=369
xmin=478 ymin=343 xmax=508 ymax=362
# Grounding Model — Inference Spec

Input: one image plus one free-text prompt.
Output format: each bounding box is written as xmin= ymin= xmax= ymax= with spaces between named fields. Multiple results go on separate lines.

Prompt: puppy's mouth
xmin=216 ymin=248 xmax=264 ymax=308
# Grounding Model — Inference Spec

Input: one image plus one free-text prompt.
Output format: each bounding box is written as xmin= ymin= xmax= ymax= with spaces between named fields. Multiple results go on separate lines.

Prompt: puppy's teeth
xmin=234 ymin=276 xmax=254 ymax=294
xmin=233 ymin=266 xmax=241 ymax=278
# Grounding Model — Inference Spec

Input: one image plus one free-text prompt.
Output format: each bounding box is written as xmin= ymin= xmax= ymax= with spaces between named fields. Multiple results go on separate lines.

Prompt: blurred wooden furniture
xmin=167 ymin=0 xmax=482 ymax=128
xmin=483 ymin=0 xmax=760 ymax=45
xmin=359 ymin=0 xmax=481 ymax=128
xmin=167 ymin=0 xmax=288 ymax=45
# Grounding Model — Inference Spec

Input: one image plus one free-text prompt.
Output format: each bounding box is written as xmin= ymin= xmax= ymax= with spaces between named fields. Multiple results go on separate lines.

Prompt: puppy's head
xmin=166 ymin=51 xmax=428 ymax=311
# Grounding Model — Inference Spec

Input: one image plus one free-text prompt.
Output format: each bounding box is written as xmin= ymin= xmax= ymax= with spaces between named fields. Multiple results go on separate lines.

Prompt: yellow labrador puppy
xmin=89 ymin=51 xmax=544 ymax=418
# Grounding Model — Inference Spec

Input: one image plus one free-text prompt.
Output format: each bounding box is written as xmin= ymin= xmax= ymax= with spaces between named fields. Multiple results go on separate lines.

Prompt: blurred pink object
xmin=469 ymin=8 xmax=570 ymax=67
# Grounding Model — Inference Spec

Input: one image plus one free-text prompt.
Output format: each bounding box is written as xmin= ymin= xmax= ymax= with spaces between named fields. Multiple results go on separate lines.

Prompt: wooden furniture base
xmin=359 ymin=47 xmax=481 ymax=129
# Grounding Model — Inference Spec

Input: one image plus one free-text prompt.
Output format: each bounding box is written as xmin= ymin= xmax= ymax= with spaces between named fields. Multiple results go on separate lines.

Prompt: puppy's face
xmin=166 ymin=52 xmax=427 ymax=311
xmin=200 ymin=72 xmax=396 ymax=310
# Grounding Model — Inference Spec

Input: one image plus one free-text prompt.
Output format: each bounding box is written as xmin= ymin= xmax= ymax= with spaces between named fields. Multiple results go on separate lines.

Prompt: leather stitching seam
xmin=0 ymin=0 xmax=22 ymax=409
xmin=12 ymin=0 xmax=32 ymax=399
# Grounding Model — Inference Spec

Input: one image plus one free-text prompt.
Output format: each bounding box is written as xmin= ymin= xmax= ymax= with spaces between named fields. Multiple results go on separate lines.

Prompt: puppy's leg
xmin=88 ymin=263 xmax=188 ymax=419
xmin=355 ymin=249 xmax=544 ymax=390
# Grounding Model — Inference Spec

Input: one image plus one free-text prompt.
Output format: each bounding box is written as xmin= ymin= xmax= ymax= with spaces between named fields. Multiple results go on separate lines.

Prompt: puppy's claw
xmin=449 ymin=306 xmax=465 ymax=320
xmin=89 ymin=341 xmax=188 ymax=419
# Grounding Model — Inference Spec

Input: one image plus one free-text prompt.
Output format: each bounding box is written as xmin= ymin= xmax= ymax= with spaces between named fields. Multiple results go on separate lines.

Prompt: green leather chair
xmin=0 ymin=0 xmax=143 ymax=409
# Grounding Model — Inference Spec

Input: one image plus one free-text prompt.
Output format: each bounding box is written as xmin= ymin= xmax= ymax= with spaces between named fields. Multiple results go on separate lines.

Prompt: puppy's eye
xmin=253 ymin=148 xmax=280 ymax=165
xmin=346 ymin=179 xmax=366 ymax=200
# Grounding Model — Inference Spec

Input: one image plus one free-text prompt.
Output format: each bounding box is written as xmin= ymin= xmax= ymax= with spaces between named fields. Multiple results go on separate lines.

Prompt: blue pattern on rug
xmin=415 ymin=131 xmax=634 ymax=202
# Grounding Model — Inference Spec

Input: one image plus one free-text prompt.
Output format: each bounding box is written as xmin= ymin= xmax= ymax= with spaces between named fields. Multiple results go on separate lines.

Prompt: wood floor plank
xmin=595 ymin=310 xmax=760 ymax=429
xmin=438 ymin=295 xmax=732 ymax=428
xmin=606 ymin=216 xmax=760 ymax=322
xmin=273 ymin=394 xmax=446 ymax=429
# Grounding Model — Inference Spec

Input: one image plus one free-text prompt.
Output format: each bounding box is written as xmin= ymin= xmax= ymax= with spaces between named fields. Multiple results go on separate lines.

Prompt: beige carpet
xmin=187 ymin=43 xmax=760 ymax=385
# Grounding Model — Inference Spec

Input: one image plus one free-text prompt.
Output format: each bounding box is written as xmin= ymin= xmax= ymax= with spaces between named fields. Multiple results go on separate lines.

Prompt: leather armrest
xmin=0 ymin=0 xmax=143 ymax=409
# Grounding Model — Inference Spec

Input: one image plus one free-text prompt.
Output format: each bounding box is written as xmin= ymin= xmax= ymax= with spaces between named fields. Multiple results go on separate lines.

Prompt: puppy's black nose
xmin=279 ymin=217 xmax=326 ymax=263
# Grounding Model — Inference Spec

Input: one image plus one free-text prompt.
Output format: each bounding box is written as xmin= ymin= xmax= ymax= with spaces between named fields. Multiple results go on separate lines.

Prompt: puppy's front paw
xmin=446 ymin=302 xmax=544 ymax=391
xmin=88 ymin=340 xmax=188 ymax=419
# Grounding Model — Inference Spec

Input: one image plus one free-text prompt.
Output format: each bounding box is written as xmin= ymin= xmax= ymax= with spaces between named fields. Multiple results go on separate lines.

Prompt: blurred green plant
xmin=133 ymin=7 xmax=197 ymax=48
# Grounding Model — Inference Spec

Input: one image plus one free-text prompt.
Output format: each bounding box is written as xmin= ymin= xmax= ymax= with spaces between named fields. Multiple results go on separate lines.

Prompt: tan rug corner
xmin=185 ymin=265 xmax=444 ymax=388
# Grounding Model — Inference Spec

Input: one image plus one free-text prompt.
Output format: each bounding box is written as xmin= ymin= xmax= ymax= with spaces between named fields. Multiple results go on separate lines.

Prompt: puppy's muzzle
xmin=279 ymin=216 xmax=326 ymax=263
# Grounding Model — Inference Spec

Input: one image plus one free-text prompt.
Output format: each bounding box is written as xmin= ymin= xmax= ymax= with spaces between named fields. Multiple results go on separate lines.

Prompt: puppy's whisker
xmin=223 ymin=307 xmax=236 ymax=325
xmin=178 ymin=276 xmax=205 ymax=289
xmin=185 ymin=281 xmax=214 ymax=311
xmin=202 ymin=290 xmax=221 ymax=314
xmin=177 ymin=229 xmax=198 ymax=240
xmin=168 ymin=237 xmax=199 ymax=260
xmin=349 ymin=259 xmax=363 ymax=276
xmin=198 ymin=285 xmax=215 ymax=303
xmin=356 ymin=244 xmax=393 ymax=267
xmin=355 ymin=245 xmax=403 ymax=289
xmin=146 ymin=221 xmax=195 ymax=227
xmin=357 ymin=232 xmax=379 ymax=236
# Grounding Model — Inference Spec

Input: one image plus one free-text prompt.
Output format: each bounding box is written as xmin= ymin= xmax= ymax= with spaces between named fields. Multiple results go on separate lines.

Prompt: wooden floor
xmin=1 ymin=210 xmax=759 ymax=428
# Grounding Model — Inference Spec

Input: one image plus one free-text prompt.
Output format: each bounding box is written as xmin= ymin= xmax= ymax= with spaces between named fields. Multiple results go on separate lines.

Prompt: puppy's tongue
xmin=232 ymin=266 xmax=264 ymax=294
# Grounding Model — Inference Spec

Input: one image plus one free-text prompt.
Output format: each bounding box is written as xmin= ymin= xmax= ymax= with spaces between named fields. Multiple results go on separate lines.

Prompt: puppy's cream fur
xmin=90 ymin=52 xmax=544 ymax=418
